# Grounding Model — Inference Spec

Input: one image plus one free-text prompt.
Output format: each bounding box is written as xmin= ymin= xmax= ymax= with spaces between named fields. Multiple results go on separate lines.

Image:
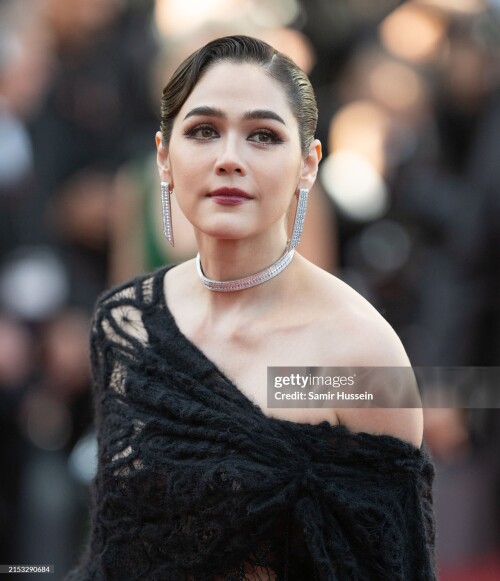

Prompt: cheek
xmin=264 ymin=158 xmax=302 ymax=200
xmin=169 ymin=151 xmax=204 ymax=194
xmin=167 ymin=161 xmax=198 ymax=216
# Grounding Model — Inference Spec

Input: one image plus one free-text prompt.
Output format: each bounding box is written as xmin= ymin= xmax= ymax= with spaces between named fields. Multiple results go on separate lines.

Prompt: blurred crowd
xmin=1 ymin=0 xmax=500 ymax=578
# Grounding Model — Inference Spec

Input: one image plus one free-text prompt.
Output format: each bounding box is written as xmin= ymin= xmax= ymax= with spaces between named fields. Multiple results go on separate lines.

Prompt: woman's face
xmin=157 ymin=62 xmax=320 ymax=246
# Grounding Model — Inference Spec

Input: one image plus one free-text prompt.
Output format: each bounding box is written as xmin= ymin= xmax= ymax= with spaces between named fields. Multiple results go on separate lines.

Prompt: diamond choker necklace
xmin=196 ymin=248 xmax=295 ymax=292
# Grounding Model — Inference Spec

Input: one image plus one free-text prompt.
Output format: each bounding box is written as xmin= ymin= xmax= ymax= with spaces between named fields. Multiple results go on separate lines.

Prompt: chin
xmin=203 ymin=230 xmax=250 ymax=242
xmin=198 ymin=217 xmax=254 ymax=240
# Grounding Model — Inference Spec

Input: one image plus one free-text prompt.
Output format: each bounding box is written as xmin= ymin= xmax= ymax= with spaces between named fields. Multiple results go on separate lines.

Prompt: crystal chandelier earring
xmin=196 ymin=187 xmax=309 ymax=292
xmin=161 ymin=181 xmax=174 ymax=247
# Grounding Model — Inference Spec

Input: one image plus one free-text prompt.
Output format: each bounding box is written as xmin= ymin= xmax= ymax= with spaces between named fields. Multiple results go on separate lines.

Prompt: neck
xmin=191 ymin=237 xmax=302 ymax=314
xmin=197 ymin=257 xmax=302 ymax=324
xmin=195 ymin=231 xmax=288 ymax=282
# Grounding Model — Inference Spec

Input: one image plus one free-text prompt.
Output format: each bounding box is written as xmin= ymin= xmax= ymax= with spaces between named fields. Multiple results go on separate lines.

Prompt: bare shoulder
xmin=303 ymin=261 xmax=423 ymax=448
xmin=302 ymin=261 xmax=409 ymax=365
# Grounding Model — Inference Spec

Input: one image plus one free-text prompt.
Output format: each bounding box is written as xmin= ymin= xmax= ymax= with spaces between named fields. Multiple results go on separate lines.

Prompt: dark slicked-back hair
xmin=160 ymin=35 xmax=317 ymax=155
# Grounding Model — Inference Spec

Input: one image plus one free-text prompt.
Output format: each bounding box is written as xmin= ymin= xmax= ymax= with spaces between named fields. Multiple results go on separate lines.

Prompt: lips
xmin=207 ymin=187 xmax=253 ymax=199
xmin=207 ymin=187 xmax=253 ymax=205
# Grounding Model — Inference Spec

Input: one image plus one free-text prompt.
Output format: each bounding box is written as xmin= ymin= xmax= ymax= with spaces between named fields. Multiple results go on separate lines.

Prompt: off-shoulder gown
xmin=66 ymin=265 xmax=436 ymax=581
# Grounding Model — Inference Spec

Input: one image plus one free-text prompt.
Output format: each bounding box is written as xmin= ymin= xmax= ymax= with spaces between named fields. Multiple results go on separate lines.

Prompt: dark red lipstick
xmin=207 ymin=187 xmax=253 ymax=205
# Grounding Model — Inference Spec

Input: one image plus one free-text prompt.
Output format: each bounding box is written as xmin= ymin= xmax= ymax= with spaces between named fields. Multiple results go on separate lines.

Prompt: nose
xmin=214 ymin=136 xmax=246 ymax=176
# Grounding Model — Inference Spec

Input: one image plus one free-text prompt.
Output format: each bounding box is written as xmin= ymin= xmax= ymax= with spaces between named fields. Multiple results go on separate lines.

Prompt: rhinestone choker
xmin=196 ymin=248 xmax=295 ymax=292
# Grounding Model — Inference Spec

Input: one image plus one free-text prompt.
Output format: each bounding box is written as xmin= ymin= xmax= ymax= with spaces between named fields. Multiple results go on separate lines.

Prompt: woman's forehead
xmin=178 ymin=62 xmax=296 ymax=121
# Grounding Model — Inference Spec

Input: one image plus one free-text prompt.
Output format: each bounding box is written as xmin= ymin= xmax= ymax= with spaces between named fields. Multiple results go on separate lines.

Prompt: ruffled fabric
xmin=66 ymin=265 xmax=436 ymax=581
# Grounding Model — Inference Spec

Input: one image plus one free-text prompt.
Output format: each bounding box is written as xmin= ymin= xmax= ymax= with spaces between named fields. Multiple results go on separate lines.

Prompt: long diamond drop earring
xmin=288 ymin=187 xmax=309 ymax=250
xmin=161 ymin=181 xmax=174 ymax=247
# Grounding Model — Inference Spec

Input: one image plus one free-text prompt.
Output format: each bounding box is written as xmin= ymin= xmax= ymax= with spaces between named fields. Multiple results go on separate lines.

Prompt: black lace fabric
xmin=66 ymin=265 xmax=436 ymax=581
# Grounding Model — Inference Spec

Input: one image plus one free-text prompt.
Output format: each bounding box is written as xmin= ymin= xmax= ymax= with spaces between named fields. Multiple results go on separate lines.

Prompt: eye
xmin=248 ymin=129 xmax=282 ymax=145
xmin=185 ymin=124 xmax=219 ymax=140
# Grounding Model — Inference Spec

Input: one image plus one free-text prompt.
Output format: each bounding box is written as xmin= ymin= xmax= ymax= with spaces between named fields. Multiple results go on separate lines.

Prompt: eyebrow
xmin=183 ymin=106 xmax=286 ymax=126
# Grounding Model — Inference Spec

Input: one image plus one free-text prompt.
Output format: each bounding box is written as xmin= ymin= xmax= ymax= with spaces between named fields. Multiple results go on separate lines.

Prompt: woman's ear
xmin=156 ymin=131 xmax=173 ymax=185
xmin=300 ymin=139 xmax=322 ymax=190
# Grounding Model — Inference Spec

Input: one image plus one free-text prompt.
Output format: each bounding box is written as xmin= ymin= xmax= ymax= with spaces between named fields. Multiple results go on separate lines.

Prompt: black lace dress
xmin=66 ymin=265 xmax=436 ymax=581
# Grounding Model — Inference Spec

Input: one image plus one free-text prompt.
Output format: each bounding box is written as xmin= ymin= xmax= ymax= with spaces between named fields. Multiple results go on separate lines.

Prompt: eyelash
xmin=184 ymin=124 xmax=283 ymax=145
xmin=184 ymin=124 xmax=217 ymax=140
xmin=251 ymin=129 xmax=283 ymax=145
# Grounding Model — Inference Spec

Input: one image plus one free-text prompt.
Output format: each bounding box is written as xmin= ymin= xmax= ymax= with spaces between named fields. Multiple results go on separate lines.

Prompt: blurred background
xmin=1 ymin=0 xmax=500 ymax=578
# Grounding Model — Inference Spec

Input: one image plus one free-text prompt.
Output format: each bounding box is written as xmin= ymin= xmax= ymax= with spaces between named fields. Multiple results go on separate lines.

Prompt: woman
xmin=67 ymin=36 xmax=435 ymax=580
